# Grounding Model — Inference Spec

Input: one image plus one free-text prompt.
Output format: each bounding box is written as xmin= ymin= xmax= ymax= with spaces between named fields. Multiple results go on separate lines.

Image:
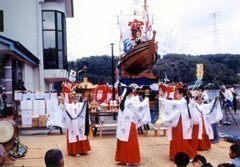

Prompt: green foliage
xmin=68 ymin=55 xmax=118 ymax=84
xmin=68 ymin=54 xmax=240 ymax=85
xmin=153 ymin=54 xmax=240 ymax=85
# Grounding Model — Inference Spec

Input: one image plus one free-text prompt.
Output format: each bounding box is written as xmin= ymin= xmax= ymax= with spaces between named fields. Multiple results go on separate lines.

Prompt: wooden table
xmin=90 ymin=110 xmax=118 ymax=137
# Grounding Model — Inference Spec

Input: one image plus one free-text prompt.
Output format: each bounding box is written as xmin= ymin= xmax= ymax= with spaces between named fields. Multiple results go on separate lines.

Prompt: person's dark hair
xmin=178 ymin=88 xmax=191 ymax=119
xmin=174 ymin=152 xmax=190 ymax=167
xmin=119 ymin=87 xmax=132 ymax=111
xmin=5 ymin=107 xmax=13 ymax=117
xmin=44 ymin=149 xmax=63 ymax=167
xmin=193 ymin=154 xmax=213 ymax=167
xmin=193 ymin=154 xmax=207 ymax=164
xmin=198 ymin=85 xmax=205 ymax=92
xmin=230 ymin=144 xmax=240 ymax=158
xmin=178 ymin=88 xmax=189 ymax=101
xmin=218 ymin=163 xmax=236 ymax=167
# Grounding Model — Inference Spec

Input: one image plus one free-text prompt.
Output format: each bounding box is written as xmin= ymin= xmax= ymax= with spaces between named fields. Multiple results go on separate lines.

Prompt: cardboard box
xmin=39 ymin=115 xmax=48 ymax=127
xmin=32 ymin=117 xmax=39 ymax=127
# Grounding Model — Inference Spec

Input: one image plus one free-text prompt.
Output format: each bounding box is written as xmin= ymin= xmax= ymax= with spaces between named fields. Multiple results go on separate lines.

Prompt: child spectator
xmin=192 ymin=154 xmax=213 ymax=167
xmin=229 ymin=144 xmax=240 ymax=167
xmin=174 ymin=152 xmax=190 ymax=167
xmin=44 ymin=149 xmax=64 ymax=167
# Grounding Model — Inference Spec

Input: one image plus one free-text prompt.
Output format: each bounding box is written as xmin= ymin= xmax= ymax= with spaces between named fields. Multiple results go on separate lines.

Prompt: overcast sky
xmin=66 ymin=0 xmax=240 ymax=60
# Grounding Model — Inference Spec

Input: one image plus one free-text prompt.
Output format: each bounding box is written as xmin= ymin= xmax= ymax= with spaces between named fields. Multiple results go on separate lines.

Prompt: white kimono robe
xmin=65 ymin=101 xmax=87 ymax=143
xmin=116 ymin=95 xmax=151 ymax=141
xmin=160 ymin=98 xmax=198 ymax=141
xmin=47 ymin=101 xmax=67 ymax=129
xmin=191 ymin=98 xmax=223 ymax=140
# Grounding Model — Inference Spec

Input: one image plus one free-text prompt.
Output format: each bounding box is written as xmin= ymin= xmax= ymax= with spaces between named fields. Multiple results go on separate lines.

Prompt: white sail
xmin=118 ymin=0 xmax=153 ymax=54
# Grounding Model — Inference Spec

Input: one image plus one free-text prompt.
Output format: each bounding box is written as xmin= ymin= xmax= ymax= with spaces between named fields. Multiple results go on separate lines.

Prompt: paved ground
xmin=219 ymin=110 xmax=240 ymax=136
xmin=10 ymin=130 xmax=232 ymax=167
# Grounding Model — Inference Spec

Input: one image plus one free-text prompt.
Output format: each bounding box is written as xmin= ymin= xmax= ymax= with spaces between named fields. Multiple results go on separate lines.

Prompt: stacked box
xmin=33 ymin=100 xmax=46 ymax=117
xmin=20 ymin=100 xmax=33 ymax=126
xmin=32 ymin=117 xmax=39 ymax=127
xmin=39 ymin=115 xmax=48 ymax=127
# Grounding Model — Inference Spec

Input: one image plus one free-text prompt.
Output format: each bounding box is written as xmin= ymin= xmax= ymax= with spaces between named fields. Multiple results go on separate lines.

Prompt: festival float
xmin=117 ymin=0 xmax=159 ymax=112
xmin=117 ymin=0 xmax=158 ymax=78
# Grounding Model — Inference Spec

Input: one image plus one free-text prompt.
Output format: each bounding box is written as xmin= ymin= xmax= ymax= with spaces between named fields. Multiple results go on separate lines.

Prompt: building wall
xmin=0 ymin=0 xmax=39 ymax=55
xmin=42 ymin=1 xmax=67 ymax=13
xmin=0 ymin=0 xmax=69 ymax=92
xmin=0 ymin=0 xmax=42 ymax=91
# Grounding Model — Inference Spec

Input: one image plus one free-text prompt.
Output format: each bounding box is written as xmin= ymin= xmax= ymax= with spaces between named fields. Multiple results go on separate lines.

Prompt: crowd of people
xmin=173 ymin=143 xmax=240 ymax=167
xmin=0 ymin=79 xmax=239 ymax=166
xmin=41 ymin=82 xmax=239 ymax=166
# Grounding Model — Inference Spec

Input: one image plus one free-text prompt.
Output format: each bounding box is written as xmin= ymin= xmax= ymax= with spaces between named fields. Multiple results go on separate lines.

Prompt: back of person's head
xmin=230 ymin=144 xmax=240 ymax=159
xmin=218 ymin=163 xmax=236 ymax=167
xmin=44 ymin=149 xmax=64 ymax=167
xmin=174 ymin=152 xmax=190 ymax=167
xmin=198 ymin=85 xmax=205 ymax=92
xmin=177 ymin=88 xmax=186 ymax=96
xmin=193 ymin=154 xmax=207 ymax=163
xmin=220 ymin=85 xmax=226 ymax=91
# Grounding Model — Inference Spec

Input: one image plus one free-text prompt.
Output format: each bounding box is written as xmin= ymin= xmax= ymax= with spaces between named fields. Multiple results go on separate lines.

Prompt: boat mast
xmin=144 ymin=0 xmax=147 ymax=11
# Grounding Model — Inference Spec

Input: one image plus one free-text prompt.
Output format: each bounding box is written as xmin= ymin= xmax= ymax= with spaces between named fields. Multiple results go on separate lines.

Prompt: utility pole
xmin=110 ymin=43 xmax=115 ymax=100
xmin=210 ymin=12 xmax=221 ymax=54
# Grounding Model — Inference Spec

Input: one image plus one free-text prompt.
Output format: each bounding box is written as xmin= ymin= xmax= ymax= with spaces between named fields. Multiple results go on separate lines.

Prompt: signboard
xmin=69 ymin=70 xmax=76 ymax=82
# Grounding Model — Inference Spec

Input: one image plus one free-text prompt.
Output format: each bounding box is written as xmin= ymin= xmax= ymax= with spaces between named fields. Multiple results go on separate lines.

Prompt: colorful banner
xmin=196 ymin=64 xmax=204 ymax=79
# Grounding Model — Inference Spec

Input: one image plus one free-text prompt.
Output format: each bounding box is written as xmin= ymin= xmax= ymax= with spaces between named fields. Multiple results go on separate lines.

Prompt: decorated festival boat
xmin=118 ymin=0 xmax=158 ymax=75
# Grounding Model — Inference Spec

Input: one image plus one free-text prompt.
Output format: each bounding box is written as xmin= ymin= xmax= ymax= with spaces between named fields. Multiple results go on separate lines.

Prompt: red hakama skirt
xmin=115 ymin=123 xmax=140 ymax=164
xmin=66 ymin=131 xmax=91 ymax=155
xmin=191 ymin=124 xmax=199 ymax=150
xmin=169 ymin=117 xmax=197 ymax=160
xmin=198 ymin=118 xmax=211 ymax=150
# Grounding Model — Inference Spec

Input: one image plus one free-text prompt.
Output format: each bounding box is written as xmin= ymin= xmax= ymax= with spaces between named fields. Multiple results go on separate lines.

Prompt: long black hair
xmin=119 ymin=87 xmax=133 ymax=111
xmin=178 ymin=88 xmax=191 ymax=119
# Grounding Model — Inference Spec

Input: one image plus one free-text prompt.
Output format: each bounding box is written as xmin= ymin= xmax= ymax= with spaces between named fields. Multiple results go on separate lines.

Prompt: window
xmin=42 ymin=11 xmax=67 ymax=69
xmin=0 ymin=10 xmax=3 ymax=32
xmin=43 ymin=31 xmax=56 ymax=49
xmin=43 ymin=12 xmax=55 ymax=29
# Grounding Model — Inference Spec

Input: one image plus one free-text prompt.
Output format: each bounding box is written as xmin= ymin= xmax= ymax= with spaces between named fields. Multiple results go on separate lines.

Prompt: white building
xmin=0 ymin=0 xmax=74 ymax=105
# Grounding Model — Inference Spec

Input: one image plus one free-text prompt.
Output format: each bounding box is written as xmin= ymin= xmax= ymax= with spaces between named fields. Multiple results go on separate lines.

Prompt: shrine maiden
xmin=65 ymin=93 xmax=90 ymax=156
xmin=115 ymin=87 xmax=151 ymax=166
xmin=160 ymin=88 xmax=198 ymax=160
xmin=191 ymin=94 xmax=222 ymax=150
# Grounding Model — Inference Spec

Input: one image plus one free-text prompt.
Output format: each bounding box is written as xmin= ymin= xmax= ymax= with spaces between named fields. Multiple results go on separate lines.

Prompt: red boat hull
xmin=119 ymin=39 xmax=157 ymax=75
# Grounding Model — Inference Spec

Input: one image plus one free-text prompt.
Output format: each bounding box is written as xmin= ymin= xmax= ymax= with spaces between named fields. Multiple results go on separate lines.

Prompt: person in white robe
xmin=64 ymin=93 xmax=90 ymax=156
xmin=46 ymin=97 xmax=67 ymax=129
xmin=115 ymin=87 xmax=151 ymax=165
xmin=191 ymin=94 xmax=223 ymax=150
xmin=159 ymin=88 xmax=198 ymax=160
